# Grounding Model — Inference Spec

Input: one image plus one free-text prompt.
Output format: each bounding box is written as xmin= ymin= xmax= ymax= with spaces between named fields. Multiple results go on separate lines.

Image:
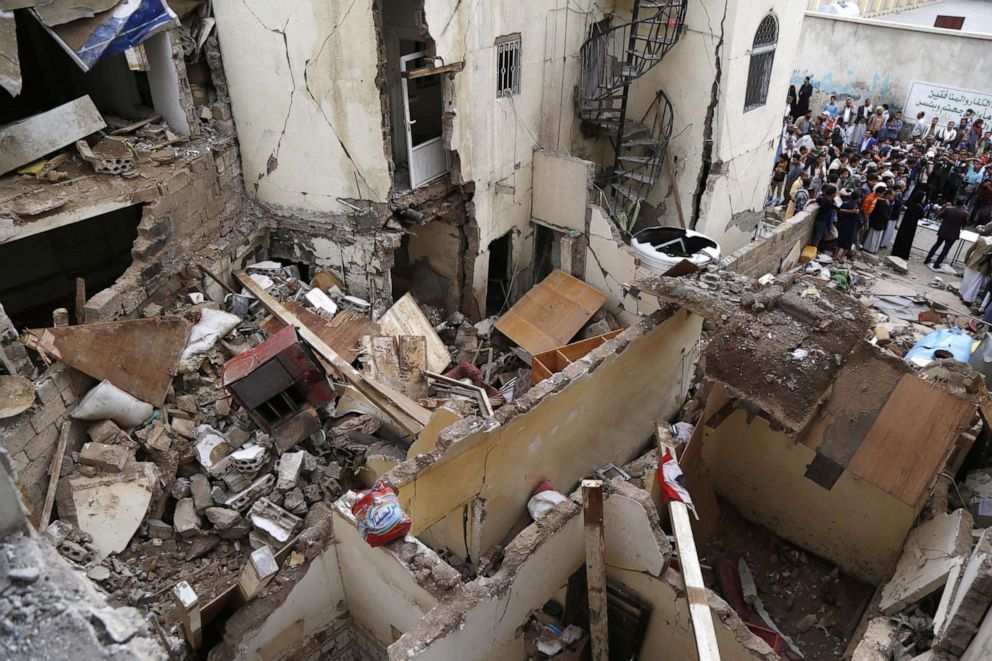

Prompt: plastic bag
xmin=72 ymin=380 xmax=153 ymax=428
xmin=352 ymin=482 xmax=411 ymax=547
xmin=180 ymin=308 xmax=241 ymax=366
xmin=527 ymin=490 xmax=567 ymax=520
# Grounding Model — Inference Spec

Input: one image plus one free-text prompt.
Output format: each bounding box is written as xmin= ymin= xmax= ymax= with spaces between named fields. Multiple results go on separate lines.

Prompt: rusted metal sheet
xmin=22 ymin=316 xmax=190 ymax=406
xmin=495 ymin=270 xmax=608 ymax=356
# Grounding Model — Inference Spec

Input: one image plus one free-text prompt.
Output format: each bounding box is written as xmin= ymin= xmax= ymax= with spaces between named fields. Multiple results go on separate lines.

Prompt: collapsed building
xmin=4 ymin=1 xmax=992 ymax=660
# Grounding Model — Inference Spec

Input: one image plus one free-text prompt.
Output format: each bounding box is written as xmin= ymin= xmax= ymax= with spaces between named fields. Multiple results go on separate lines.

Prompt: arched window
xmin=745 ymin=15 xmax=778 ymax=112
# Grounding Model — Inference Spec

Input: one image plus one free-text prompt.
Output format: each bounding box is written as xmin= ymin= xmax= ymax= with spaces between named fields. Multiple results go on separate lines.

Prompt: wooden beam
xmin=665 ymin=150 xmax=687 ymax=229
xmin=38 ymin=421 xmax=70 ymax=530
xmin=234 ymin=271 xmax=430 ymax=436
xmin=74 ymin=277 xmax=86 ymax=325
xmin=582 ymin=479 xmax=610 ymax=661
xmin=173 ymin=581 xmax=202 ymax=650
xmin=656 ymin=424 xmax=721 ymax=660
xmin=401 ymin=61 xmax=465 ymax=79
xmin=197 ymin=263 xmax=239 ymax=297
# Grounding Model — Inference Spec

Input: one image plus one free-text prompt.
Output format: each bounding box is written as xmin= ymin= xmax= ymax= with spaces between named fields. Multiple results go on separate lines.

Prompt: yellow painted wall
xmin=393 ymin=309 xmax=703 ymax=555
xmin=702 ymin=407 xmax=917 ymax=584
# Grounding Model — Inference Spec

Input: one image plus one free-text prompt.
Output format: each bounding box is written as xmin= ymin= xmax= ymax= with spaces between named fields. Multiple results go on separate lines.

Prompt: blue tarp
xmin=36 ymin=0 xmax=178 ymax=72
xmin=905 ymin=327 xmax=977 ymax=367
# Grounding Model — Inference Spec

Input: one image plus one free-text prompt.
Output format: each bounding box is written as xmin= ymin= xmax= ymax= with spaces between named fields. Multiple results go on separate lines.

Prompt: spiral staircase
xmin=576 ymin=0 xmax=687 ymax=215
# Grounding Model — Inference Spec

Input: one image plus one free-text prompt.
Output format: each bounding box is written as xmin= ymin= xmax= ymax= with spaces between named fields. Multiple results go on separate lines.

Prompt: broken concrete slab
xmin=205 ymin=507 xmax=242 ymax=530
xmin=190 ymin=473 xmax=212 ymax=513
xmin=78 ymin=442 xmax=131 ymax=473
xmin=86 ymin=419 xmax=128 ymax=445
xmin=22 ymin=316 xmax=191 ymax=406
xmin=0 ymin=10 xmax=20 ymax=98
xmin=55 ymin=462 xmax=156 ymax=558
xmin=275 ymin=451 xmax=304 ymax=491
xmin=247 ymin=497 xmax=301 ymax=545
xmin=174 ymin=498 xmax=202 ymax=538
xmin=935 ymin=528 xmax=992 ymax=654
xmin=880 ymin=509 xmax=974 ymax=615
xmin=0 ymin=96 xmax=106 ymax=175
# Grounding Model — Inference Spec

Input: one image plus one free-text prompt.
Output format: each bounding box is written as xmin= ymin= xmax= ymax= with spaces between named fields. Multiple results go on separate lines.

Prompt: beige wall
xmin=391 ymin=482 xmax=774 ymax=660
xmin=699 ymin=396 xmax=916 ymax=584
xmin=389 ymin=308 xmax=702 ymax=557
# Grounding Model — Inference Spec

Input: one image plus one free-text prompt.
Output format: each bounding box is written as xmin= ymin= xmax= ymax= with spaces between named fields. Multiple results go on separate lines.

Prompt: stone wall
xmin=722 ymin=208 xmax=816 ymax=278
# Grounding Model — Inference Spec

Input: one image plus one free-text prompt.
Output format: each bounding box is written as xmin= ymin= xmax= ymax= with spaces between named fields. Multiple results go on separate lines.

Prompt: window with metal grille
xmin=744 ymin=15 xmax=778 ymax=112
xmin=496 ymin=35 xmax=521 ymax=98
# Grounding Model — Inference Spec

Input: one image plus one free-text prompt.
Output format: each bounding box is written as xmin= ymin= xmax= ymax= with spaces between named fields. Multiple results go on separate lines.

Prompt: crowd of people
xmin=771 ymin=77 xmax=992 ymax=283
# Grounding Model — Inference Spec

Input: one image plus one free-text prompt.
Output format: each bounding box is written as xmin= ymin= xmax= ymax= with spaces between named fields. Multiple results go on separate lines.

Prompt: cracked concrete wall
xmin=422 ymin=0 xmax=609 ymax=313
xmin=385 ymin=306 xmax=701 ymax=558
xmin=212 ymin=0 xmax=392 ymax=213
xmin=616 ymin=0 xmax=806 ymax=255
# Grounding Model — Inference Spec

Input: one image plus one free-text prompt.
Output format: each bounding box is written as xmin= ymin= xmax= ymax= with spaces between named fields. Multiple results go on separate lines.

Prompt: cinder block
xmin=28 ymin=399 xmax=66 ymax=435
xmin=0 ymin=419 xmax=37 ymax=455
xmin=24 ymin=423 xmax=59 ymax=462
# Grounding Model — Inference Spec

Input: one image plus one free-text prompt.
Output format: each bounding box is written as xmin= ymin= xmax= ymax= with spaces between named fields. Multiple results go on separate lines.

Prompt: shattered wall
xmin=795 ymin=14 xmax=992 ymax=116
xmin=226 ymin=502 xmax=459 ymax=659
xmin=616 ymin=0 xmax=807 ymax=254
xmin=385 ymin=306 xmax=701 ymax=559
xmin=212 ymin=0 xmax=608 ymax=314
xmin=722 ymin=207 xmax=816 ymax=278
xmin=389 ymin=480 xmax=775 ymax=660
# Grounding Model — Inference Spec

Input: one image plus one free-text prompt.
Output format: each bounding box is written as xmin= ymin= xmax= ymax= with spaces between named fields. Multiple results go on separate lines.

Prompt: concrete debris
xmin=247 ymin=497 xmax=301 ymax=545
xmin=78 ymin=442 xmax=131 ymax=473
xmin=205 ymin=507 xmax=242 ymax=530
xmin=934 ymin=529 xmax=992 ymax=655
xmin=880 ymin=510 xmax=974 ymax=615
xmin=173 ymin=498 xmax=202 ymax=538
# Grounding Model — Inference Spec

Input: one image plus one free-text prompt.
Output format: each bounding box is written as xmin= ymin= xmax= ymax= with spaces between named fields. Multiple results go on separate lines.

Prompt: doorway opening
xmin=380 ymin=0 xmax=447 ymax=192
xmin=486 ymin=232 xmax=513 ymax=317
xmin=533 ymin=224 xmax=567 ymax=284
xmin=0 ymin=205 xmax=141 ymax=330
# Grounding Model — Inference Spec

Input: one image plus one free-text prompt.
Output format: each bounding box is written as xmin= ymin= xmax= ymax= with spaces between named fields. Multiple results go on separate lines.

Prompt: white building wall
xmin=212 ymin=0 xmax=393 ymax=213
xmin=793 ymin=13 xmax=992 ymax=118
xmin=618 ymin=0 xmax=807 ymax=255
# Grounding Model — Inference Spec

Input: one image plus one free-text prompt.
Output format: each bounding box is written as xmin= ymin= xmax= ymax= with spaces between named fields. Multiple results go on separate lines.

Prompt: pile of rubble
xmin=14 ymin=256 xmax=630 ymax=638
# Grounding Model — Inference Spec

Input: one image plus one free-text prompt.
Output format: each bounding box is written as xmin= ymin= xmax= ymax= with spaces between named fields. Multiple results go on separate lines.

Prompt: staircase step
xmin=626 ymin=49 xmax=664 ymax=61
xmin=633 ymin=34 xmax=675 ymax=45
xmin=623 ymin=138 xmax=661 ymax=149
xmin=612 ymin=184 xmax=647 ymax=204
xmin=617 ymin=155 xmax=656 ymax=165
xmin=614 ymin=169 xmax=657 ymax=184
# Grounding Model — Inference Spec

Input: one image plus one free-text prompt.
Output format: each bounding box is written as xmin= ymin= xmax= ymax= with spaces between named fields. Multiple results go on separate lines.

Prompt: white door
xmin=400 ymin=51 xmax=447 ymax=189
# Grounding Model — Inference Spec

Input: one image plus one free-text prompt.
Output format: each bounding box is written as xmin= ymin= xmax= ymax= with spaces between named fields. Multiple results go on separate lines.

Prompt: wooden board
xmin=23 ymin=316 xmax=190 ymax=406
xmin=495 ymin=270 xmax=608 ymax=356
xmin=261 ymin=302 xmax=378 ymax=365
xmin=531 ymin=330 xmax=622 ymax=384
xmin=379 ymin=293 xmax=451 ymax=373
xmin=0 ymin=96 xmax=106 ymax=174
xmin=847 ymin=375 xmax=975 ymax=505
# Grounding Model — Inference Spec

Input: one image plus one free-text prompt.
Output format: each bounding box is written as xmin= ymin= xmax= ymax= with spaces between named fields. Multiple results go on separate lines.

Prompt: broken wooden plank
xmin=0 ymin=96 xmax=106 ymax=174
xmin=495 ymin=270 xmax=607 ymax=356
xmin=38 ymin=421 xmax=70 ymax=530
xmin=424 ymin=370 xmax=494 ymax=417
xmin=847 ymin=374 xmax=975 ymax=505
xmin=22 ymin=316 xmax=191 ymax=407
xmin=656 ymin=424 xmax=721 ymax=661
xmin=74 ymin=277 xmax=86 ymax=325
xmin=236 ymin=271 xmax=430 ymax=436
xmin=379 ymin=293 xmax=451 ymax=373
xmin=582 ymin=479 xmax=609 ymax=661
xmin=261 ymin=302 xmax=378 ymax=365
xmin=402 ymin=61 xmax=465 ymax=79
